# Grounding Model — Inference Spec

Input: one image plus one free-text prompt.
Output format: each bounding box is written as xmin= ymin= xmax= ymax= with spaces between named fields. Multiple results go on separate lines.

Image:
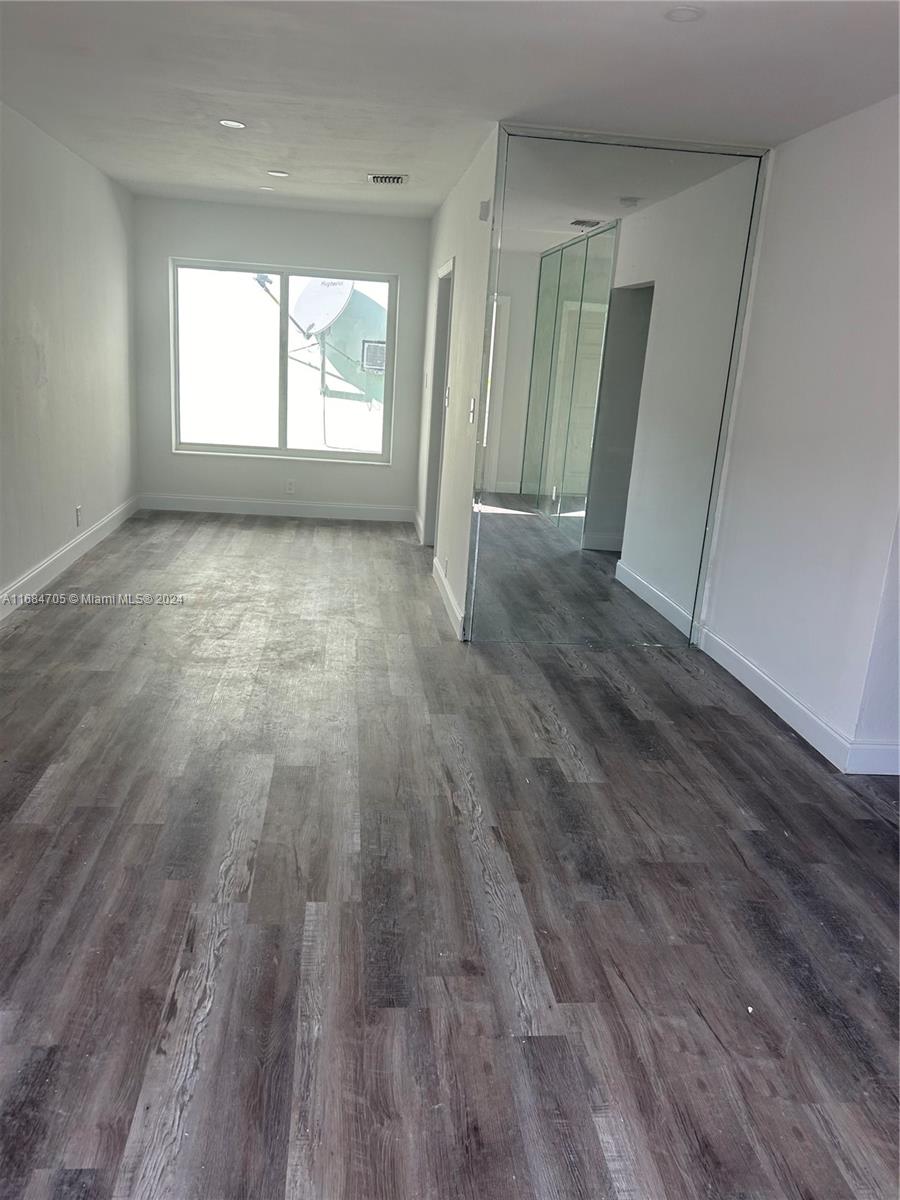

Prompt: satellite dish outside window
xmin=292 ymin=277 xmax=354 ymax=336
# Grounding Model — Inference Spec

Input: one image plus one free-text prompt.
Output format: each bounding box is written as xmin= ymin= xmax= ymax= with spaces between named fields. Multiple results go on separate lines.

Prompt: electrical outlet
xmin=75 ymin=505 xmax=82 ymax=528
xmin=284 ymin=480 xmax=295 ymax=495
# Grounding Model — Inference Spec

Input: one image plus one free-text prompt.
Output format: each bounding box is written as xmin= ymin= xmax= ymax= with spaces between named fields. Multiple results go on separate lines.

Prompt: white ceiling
xmin=0 ymin=1 xmax=897 ymax=216
xmin=501 ymin=137 xmax=748 ymax=252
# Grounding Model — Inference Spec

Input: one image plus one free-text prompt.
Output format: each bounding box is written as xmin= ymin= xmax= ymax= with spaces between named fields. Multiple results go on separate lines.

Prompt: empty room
xmin=0 ymin=3 xmax=897 ymax=1198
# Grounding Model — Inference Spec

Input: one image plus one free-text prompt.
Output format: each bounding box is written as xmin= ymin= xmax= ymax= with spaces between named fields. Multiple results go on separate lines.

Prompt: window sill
xmin=172 ymin=445 xmax=392 ymax=467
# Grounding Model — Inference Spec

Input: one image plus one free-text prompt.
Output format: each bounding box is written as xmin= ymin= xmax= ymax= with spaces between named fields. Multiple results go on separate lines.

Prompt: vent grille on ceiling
xmin=570 ymin=218 xmax=601 ymax=230
xmin=368 ymin=173 xmax=409 ymax=186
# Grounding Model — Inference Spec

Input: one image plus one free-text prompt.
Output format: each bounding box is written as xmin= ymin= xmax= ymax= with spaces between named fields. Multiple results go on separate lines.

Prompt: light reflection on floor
xmin=478 ymin=503 xmax=542 ymax=516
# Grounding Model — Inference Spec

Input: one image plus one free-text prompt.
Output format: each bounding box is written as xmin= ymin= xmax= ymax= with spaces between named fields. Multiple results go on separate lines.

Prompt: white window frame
xmin=170 ymin=257 xmax=398 ymax=465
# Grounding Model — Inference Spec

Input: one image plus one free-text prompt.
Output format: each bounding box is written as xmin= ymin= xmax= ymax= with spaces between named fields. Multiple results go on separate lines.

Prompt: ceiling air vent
xmin=570 ymin=218 xmax=601 ymax=230
xmin=368 ymin=173 xmax=409 ymax=186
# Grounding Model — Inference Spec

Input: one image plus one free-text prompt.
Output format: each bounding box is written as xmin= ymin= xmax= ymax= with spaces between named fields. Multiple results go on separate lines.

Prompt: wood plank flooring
xmin=472 ymin=494 xmax=684 ymax=646
xmin=0 ymin=511 xmax=896 ymax=1199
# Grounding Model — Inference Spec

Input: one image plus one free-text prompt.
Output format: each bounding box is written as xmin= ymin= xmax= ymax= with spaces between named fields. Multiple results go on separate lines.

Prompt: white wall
xmin=416 ymin=130 xmax=497 ymax=633
xmin=134 ymin=196 xmax=429 ymax=521
xmin=614 ymin=158 xmax=759 ymax=633
xmin=701 ymin=96 xmax=899 ymax=774
xmin=488 ymin=249 xmax=540 ymax=492
xmin=0 ymin=103 xmax=136 ymax=595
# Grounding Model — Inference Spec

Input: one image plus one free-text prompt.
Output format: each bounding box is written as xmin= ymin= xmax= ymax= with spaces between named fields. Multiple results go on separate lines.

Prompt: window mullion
xmin=278 ymin=271 xmax=289 ymax=448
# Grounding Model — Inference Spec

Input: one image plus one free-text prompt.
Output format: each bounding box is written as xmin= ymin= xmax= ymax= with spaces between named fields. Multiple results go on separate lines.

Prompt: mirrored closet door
xmin=470 ymin=131 xmax=761 ymax=648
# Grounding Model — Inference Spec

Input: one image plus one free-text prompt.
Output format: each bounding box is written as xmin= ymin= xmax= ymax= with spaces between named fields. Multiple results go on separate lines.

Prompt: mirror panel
xmin=559 ymin=227 xmax=616 ymax=543
xmin=538 ymin=238 xmax=587 ymax=523
xmin=470 ymin=132 xmax=760 ymax=648
xmin=520 ymin=249 xmax=561 ymax=499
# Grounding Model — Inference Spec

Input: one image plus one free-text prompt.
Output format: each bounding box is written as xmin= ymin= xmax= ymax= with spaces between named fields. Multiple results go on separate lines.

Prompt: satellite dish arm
xmin=254 ymin=273 xmax=313 ymax=339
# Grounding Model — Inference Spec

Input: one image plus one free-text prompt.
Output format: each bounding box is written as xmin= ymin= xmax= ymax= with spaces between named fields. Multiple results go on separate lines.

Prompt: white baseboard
xmin=582 ymin=529 xmax=624 ymax=553
xmin=414 ymin=510 xmax=425 ymax=544
xmin=0 ymin=496 xmax=139 ymax=626
xmin=844 ymin=742 xmax=900 ymax=775
xmin=139 ymin=494 xmax=415 ymax=523
xmin=432 ymin=556 xmax=464 ymax=640
xmin=614 ymin=560 xmax=692 ymax=636
xmin=698 ymin=627 xmax=899 ymax=776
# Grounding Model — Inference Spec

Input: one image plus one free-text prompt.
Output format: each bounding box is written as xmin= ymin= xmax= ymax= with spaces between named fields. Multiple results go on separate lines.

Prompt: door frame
xmin=421 ymin=257 xmax=455 ymax=549
xmin=480 ymin=293 xmax=511 ymax=494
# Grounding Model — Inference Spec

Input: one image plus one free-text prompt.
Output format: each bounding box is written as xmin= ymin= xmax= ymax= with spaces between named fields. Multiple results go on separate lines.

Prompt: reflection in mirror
xmin=471 ymin=133 xmax=759 ymax=647
xmin=560 ymin=229 xmax=617 ymax=540
xmin=538 ymin=237 xmax=587 ymax=525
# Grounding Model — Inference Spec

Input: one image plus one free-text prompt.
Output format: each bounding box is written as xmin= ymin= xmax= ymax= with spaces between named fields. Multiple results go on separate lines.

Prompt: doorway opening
xmin=582 ymin=283 xmax=654 ymax=554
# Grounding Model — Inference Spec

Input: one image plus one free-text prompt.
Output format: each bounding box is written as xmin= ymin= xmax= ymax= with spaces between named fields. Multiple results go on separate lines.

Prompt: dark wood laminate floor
xmin=0 ymin=511 xmax=897 ymax=1200
xmin=472 ymin=494 xmax=687 ymax=646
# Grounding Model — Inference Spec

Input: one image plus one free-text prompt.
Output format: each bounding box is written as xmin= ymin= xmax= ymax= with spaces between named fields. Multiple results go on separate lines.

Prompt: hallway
xmin=0 ymin=513 xmax=896 ymax=1199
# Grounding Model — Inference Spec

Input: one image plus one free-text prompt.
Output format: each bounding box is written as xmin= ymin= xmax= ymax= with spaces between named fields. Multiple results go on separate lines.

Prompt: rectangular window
xmin=173 ymin=261 xmax=397 ymax=463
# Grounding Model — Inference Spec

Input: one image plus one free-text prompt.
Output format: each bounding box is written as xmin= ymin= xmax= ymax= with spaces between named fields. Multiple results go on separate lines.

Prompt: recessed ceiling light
xmin=259 ymin=186 xmax=275 ymax=191
xmin=218 ymin=119 xmax=246 ymax=129
xmin=664 ymin=5 xmax=705 ymax=20
xmin=267 ymin=170 xmax=290 ymax=178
